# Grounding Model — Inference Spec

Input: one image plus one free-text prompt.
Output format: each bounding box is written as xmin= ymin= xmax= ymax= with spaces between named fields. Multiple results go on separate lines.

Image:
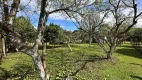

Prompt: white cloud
xmin=103 ymin=12 xmax=114 ymax=25
xmin=60 ymin=25 xmax=66 ymax=29
xmin=20 ymin=0 xmax=38 ymax=11
xmin=123 ymin=8 xmax=133 ymax=16
xmin=49 ymin=12 xmax=68 ymax=20
xmin=48 ymin=11 xmax=80 ymax=22
xmin=136 ymin=18 xmax=142 ymax=27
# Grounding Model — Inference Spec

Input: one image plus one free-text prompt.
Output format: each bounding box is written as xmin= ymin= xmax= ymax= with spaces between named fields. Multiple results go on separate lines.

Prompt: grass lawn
xmin=0 ymin=42 xmax=142 ymax=80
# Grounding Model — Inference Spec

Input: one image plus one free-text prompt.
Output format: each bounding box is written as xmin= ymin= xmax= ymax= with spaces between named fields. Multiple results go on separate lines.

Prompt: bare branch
xmin=117 ymin=0 xmax=138 ymax=37
xmin=122 ymin=0 xmax=133 ymax=8
xmin=109 ymin=0 xmax=116 ymax=9
xmin=93 ymin=11 xmax=108 ymax=30
xmin=48 ymin=7 xmax=70 ymax=14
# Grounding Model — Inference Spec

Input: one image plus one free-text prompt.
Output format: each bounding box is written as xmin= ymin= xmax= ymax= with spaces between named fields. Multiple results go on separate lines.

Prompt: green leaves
xmin=13 ymin=16 xmax=36 ymax=42
xmin=44 ymin=23 xmax=62 ymax=43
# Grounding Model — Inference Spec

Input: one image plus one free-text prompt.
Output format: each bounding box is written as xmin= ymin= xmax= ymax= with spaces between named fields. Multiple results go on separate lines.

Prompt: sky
xmin=47 ymin=18 xmax=77 ymax=31
xmin=17 ymin=0 xmax=142 ymax=31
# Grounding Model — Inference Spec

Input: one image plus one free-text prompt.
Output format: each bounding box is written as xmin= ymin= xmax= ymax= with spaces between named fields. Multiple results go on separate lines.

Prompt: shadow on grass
xmin=0 ymin=63 xmax=38 ymax=80
xmin=55 ymin=53 xmax=107 ymax=79
xmin=130 ymin=63 xmax=142 ymax=67
xmin=0 ymin=67 xmax=10 ymax=79
xmin=116 ymin=47 xmax=142 ymax=59
xmin=61 ymin=61 xmax=88 ymax=79
xmin=62 ymin=55 xmax=107 ymax=79
xmin=130 ymin=75 xmax=142 ymax=80
xmin=120 ymin=45 xmax=133 ymax=48
xmin=38 ymin=44 xmax=67 ymax=50
xmin=74 ymin=54 xmax=107 ymax=63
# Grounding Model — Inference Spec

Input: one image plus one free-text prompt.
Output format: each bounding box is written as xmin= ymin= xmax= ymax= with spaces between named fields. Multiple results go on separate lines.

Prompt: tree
xmin=79 ymin=11 xmax=104 ymax=47
xmin=93 ymin=0 xmax=142 ymax=59
xmin=13 ymin=16 xmax=36 ymax=43
xmin=68 ymin=0 xmax=107 ymax=46
xmin=6 ymin=16 xmax=36 ymax=52
xmin=129 ymin=28 xmax=142 ymax=50
xmin=44 ymin=23 xmax=62 ymax=44
xmin=72 ymin=29 xmax=88 ymax=43
xmin=72 ymin=0 xmax=142 ymax=59
xmin=0 ymin=0 xmax=94 ymax=79
xmin=63 ymin=30 xmax=73 ymax=51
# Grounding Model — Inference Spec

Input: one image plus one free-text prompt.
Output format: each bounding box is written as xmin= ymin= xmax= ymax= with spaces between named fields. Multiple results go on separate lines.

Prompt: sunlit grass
xmin=0 ymin=42 xmax=142 ymax=80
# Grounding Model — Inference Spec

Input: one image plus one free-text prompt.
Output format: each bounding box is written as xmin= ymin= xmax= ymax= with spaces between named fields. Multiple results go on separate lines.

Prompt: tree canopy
xmin=13 ymin=16 xmax=36 ymax=42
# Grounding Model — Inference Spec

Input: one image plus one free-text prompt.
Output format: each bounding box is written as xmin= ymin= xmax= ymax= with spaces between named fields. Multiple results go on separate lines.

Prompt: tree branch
xmin=33 ymin=0 xmax=47 ymax=52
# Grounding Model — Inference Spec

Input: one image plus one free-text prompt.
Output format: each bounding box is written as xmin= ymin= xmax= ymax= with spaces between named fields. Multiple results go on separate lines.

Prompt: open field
xmin=0 ymin=42 xmax=142 ymax=80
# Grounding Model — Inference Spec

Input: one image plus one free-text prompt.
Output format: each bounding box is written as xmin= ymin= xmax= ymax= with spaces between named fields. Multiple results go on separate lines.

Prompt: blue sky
xmin=138 ymin=0 xmax=142 ymax=7
xmin=47 ymin=18 xmax=77 ymax=31
xmin=18 ymin=0 xmax=142 ymax=31
xmin=25 ymin=13 xmax=78 ymax=31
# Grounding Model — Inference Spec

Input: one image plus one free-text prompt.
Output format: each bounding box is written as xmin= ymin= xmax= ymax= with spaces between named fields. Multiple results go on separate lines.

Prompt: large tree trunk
xmin=6 ymin=31 xmax=49 ymax=80
xmin=32 ymin=54 xmax=47 ymax=80
xmin=107 ymin=51 xmax=112 ymax=59
xmin=107 ymin=45 xmax=116 ymax=59
xmin=41 ymin=42 xmax=50 ymax=79
xmin=32 ymin=0 xmax=48 ymax=79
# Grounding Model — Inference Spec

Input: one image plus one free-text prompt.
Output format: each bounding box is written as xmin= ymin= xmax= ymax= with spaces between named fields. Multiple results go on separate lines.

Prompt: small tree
xmin=79 ymin=11 xmax=102 ymax=47
xmin=63 ymin=30 xmax=73 ymax=51
xmin=93 ymin=0 xmax=142 ymax=59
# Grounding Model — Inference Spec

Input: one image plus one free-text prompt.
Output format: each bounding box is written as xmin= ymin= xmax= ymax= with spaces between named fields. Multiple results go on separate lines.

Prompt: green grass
xmin=0 ymin=42 xmax=142 ymax=80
